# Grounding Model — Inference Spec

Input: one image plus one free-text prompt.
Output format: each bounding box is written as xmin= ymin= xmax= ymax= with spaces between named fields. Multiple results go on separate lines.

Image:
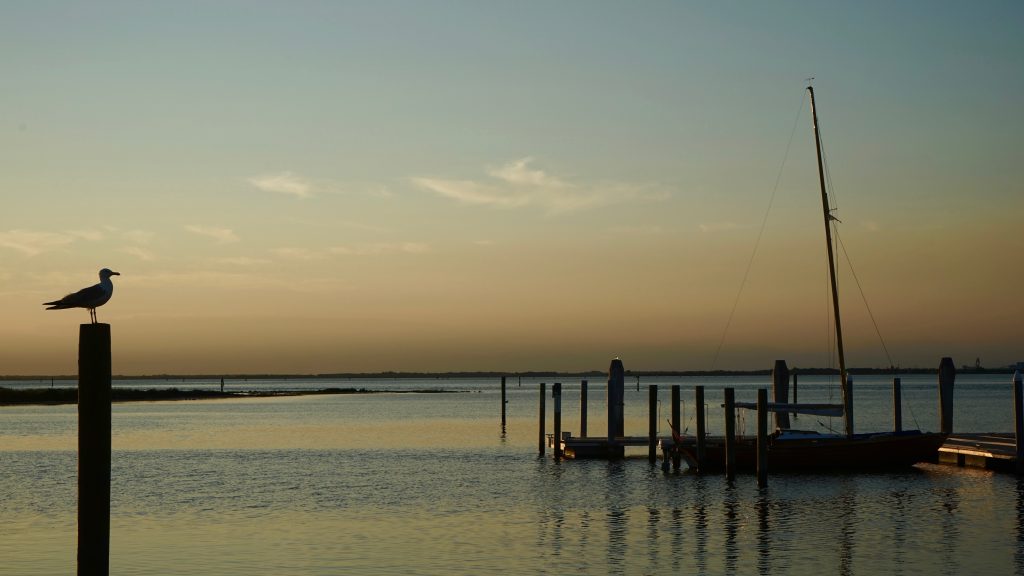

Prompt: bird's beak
xmin=111 ymin=271 xmax=121 ymax=276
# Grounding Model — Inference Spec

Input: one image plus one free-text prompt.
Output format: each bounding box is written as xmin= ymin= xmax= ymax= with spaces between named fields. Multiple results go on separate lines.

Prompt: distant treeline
xmin=1 ymin=366 xmax=1015 ymax=382
xmin=0 ymin=386 xmax=459 ymax=406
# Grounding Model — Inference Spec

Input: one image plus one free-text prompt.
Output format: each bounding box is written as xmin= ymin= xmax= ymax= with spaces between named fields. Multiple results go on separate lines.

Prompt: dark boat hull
xmin=677 ymin=430 xmax=947 ymax=473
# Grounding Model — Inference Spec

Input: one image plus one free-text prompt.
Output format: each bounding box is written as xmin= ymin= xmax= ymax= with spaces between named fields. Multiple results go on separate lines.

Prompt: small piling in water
xmin=671 ymin=384 xmax=681 ymax=471
xmin=939 ymin=357 xmax=956 ymax=434
xmin=553 ymin=383 xmax=562 ymax=461
xmin=500 ymin=376 xmax=507 ymax=428
xmin=580 ymin=380 xmax=588 ymax=438
xmin=538 ymin=383 xmax=546 ymax=456
xmin=724 ymin=387 xmax=736 ymax=482
xmin=695 ymin=385 xmax=706 ymax=472
xmin=607 ymin=359 xmax=625 ymax=459
xmin=79 ymin=323 xmax=112 ymax=576
xmin=757 ymin=388 xmax=768 ymax=488
xmin=893 ymin=377 xmax=903 ymax=433
xmin=648 ymin=385 xmax=658 ymax=465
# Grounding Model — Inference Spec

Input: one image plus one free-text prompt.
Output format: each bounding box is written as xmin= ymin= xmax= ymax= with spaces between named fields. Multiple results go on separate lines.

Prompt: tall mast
xmin=808 ymin=85 xmax=852 ymax=437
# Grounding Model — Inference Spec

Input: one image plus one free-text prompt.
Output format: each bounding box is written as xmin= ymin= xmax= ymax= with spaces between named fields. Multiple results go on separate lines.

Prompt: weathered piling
xmin=648 ymin=385 xmax=658 ymax=464
xmin=757 ymin=388 xmax=768 ymax=488
xmin=607 ymin=359 xmax=625 ymax=458
xmin=772 ymin=360 xmax=790 ymax=430
xmin=1014 ymin=371 xmax=1023 ymax=474
xmin=553 ymin=383 xmax=562 ymax=461
xmin=78 ymin=323 xmax=112 ymax=576
xmin=671 ymin=384 xmax=681 ymax=471
xmin=724 ymin=387 xmax=736 ymax=481
xmin=893 ymin=377 xmax=902 ymax=433
xmin=939 ymin=357 xmax=956 ymax=434
xmin=695 ymin=386 xmax=706 ymax=472
xmin=580 ymin=379 xmax=588 ymax=438
xmin=538 ymin=383 xmax=546 ymax=456
xmin=792 ymin=372 xmax=798 ymax=403
xmin=501 ymin=376 xmax=507 ymax=428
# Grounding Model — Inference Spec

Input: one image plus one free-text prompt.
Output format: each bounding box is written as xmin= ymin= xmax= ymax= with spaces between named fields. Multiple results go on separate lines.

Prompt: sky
xmin=2 ymin=1 xmax=1022 ymax=375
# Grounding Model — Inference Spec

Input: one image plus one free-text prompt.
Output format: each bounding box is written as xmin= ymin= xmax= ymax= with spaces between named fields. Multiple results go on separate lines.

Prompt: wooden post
xmin=607 ymin=359 xmax=625 ymax=458
xmin=538 ymin=383 xmax=546 ymax=456
xmin=671 ymin=384 xmax=681 ymax=471
xmin=938 ymin=357 xmax=956 ymax=434
xmin=757 ymin=388 xmax=768 ymax=487
xmin=648 ymin=385 xmax=658 ymax=465
xmin=724 ymin=387 xmax=736 ymax=482
xmin=553 ymin=383 xmax=562 ymax=460
xmin=79 ymin=323 xmax=112 ymax=576
xmin=893 ymin=377 xmax=903 ymax=433
xmin=695 ymin=385 xmax=706 ymax=472
xmin=1013 ymin=371 xmax=1023 ymax=474
xmin=792 ymin=372 xmax=798 ymax=403
xmin=220 ymin=377 xmax=224 ymax=393
xmin=580 ymin=379 xmax=588 ymax=438
xmin=500 ymin=376 xmax=507 ymax=428
xmin=772 ymin=360 xmax=790 ymax=430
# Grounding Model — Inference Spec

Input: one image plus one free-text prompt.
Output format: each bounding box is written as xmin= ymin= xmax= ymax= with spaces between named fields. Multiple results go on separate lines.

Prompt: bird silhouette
xmin=44 ymin=268 xmax=120 ymax=324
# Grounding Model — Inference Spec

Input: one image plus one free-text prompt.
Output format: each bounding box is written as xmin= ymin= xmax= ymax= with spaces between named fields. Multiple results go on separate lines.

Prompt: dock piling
xmin=724 ymin=387 xmax=736 ymax=482
xmin=939 ymin=357 xmax=956 ymax=434
xmin=607 ymin=359 xmax=625 ymax=458
xmin=648 ymin=385 xmax=657 ymax=465
xmin=501 ymin=376 xmax=507 ymax=428
xmin=893 ymin=377 xmax=902 ymax=433
xmin=671 ymin=384 xmax=681 ymax=471
xmin=792 ymin=372 xmax=798 ymax=419
xmin=757 ymin=388 xmax=768 ymax=488
xmin=1014 ymin=371 xmax=1023 ymax=474
xmin=78 ymin=323 xmax=112 ymax=576
xmin=580 ymin=379 xmax=588 ymax=438
xmin=772 ymin=360 xmax=790 ymax=430
xmin=538 ymin=383 xmax=546 ymax=456
xmin=695 ymin=385 xmax=706 ymax=472
xmin=553 ymin=383 xmax=562 ymax=461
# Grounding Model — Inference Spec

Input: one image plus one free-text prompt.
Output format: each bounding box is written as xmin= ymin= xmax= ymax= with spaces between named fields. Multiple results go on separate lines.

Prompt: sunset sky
xmin=2 ymin=2 xmax=1022 ymax=375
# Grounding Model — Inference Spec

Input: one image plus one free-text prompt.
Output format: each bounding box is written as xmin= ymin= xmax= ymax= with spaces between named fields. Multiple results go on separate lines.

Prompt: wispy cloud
xmin=411 ymin=157 xmax=670 ymax=215
xmin=68 ymin=229 xmax=105 ymax=241
xmin=213 ymin=256 xmax=272 ymax=266
xmin=120 ymin=246 xmax=156 ymax=261
xmin=272 ymin=247 xmax=326 ymax=261
xmin=248 ymin=171 xmax=312 ymax=198
xmin=0 ymin=229 xmax=76 ymax=256
xmin=698 ymin=222 xmax=740 ymax=233
xmin=330 ymin=242 xmax=429 ymax=256
xmin=185 ymin=225 xmax=240 ymax=244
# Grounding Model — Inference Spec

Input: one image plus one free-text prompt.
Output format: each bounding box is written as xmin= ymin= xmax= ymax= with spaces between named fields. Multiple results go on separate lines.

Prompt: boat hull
xmin=677 ymin=430 xmax=947 ymax=473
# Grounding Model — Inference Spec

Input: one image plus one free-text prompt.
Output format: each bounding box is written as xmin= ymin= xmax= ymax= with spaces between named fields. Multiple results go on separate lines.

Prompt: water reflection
xmin=937 ymin=486 xmax=961 ymax=576
xmin=756 ymin=489 xmax=770 ymax=575
xmin=837 ymin=479 xmax=856 ymax=576
xmin=890 ymin=488 xmax=908 ymax=576
xmin=1017 ymin=478 xmax=1024 ymax=574
xmin=693 ymin=477 xmax=709 ymax=575
xmin=723 ymin=484 xmax=739 ymax=574
xmin=605 ymin=461 xmax=628 ymax=573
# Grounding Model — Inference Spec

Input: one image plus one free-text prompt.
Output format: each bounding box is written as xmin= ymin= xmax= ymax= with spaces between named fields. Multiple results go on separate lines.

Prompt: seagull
xmin=44 ymin=268 xmax=120 ymax=324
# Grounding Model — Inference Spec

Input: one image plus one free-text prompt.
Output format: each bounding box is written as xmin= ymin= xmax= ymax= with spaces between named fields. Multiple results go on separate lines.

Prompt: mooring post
xmin=580 ymin=379 xmax=588 ymax=438
xmin=792 ymin=372 xmax=798 ymax=420
xmin=671 ymin=384 xmax=681 ymax=471
xmin=538 ymin=383 xmax=546 ymax=456
xmin=553 ymin=383 xmax=562 ymax=460
xmin=79 ymin=323 xmax=112 ymax=576
xmin=757 ymin=388 xmax=768 ymax=488
xmin=938 ymin=357 xmax=956 ymax=434
xmin=500 ymin=376 xmax=507 ymax=428
xmin=607 ymin=359 xmax=625 ymax=458
xmin=1013 ymin=371 xmax=1023 ymax=474
xmin=220 ymin=377 xmax=224 ymax=393
xmin=695 ymin=385 xmax=706 ymax=472
xmin=648 ymin=385 xmax=658 ymax=465
xmin=724 ymin=387 xmax=736 ymax=482
xmin=772 ymin=360 xmax=790 ymax=430
xmin=893 ymin=377 xmax=903 ymax=433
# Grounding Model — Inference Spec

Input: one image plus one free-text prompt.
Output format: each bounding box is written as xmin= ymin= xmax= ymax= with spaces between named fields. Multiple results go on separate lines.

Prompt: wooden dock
xmin=938 ymin=433 xmax=1020 ymax=472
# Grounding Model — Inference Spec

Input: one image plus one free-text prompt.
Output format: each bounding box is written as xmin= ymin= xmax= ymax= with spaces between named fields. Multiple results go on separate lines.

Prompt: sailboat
xmin=674 ymin=86 xmax=948 ymax=472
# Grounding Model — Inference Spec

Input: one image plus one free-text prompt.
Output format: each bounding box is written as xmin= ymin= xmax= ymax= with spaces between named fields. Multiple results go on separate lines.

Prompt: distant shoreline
xmin=0 ymin=366 xmax=1014 ymax=382
xmin=0 ymin=387 xmax=462 ymax=406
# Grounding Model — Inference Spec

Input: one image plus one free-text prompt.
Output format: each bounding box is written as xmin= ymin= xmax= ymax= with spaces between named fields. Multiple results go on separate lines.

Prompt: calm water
xmin=2 ymin=374 xmax=1022 ymax=575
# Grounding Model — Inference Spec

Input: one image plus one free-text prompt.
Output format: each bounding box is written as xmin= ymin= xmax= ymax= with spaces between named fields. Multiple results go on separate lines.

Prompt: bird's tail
xmin=44 ymin=301 xmax=71 ymax=309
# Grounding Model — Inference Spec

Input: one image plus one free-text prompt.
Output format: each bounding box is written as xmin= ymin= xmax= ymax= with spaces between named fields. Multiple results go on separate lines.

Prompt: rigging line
xmin=709 ymin=91 xmax=807 ymax=370
xmin=834 ymin=227 xmax=896 ymax=369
